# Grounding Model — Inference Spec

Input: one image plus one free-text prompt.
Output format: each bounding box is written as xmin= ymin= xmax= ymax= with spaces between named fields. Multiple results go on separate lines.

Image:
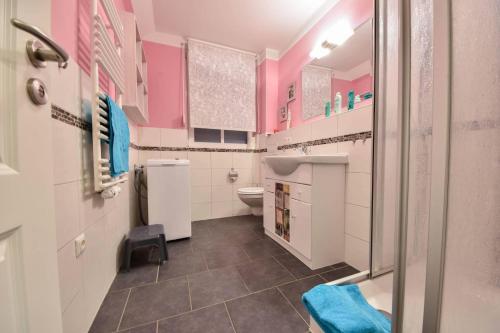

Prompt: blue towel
xmin=302 ymin=284 xmax=391 ymax=333
xmin=106 ymin=95 xmax=130 ymax=177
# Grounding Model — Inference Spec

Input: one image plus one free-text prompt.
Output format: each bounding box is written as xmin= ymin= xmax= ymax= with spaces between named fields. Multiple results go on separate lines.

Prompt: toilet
xmin=237 ymin=187 xmax=264 ymax=216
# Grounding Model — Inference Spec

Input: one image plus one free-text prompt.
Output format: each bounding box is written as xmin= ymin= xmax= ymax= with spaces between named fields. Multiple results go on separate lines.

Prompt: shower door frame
xmin=372 ymin=0 xmax=453 ymax=332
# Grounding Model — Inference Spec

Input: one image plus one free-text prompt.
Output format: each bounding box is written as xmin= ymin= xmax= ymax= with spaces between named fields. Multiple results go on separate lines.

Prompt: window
xmin=191 ymin=128 xmax=248 ymax=145
xmin=224 ymin=130 xmax=248 ymax=144
xmin=193 ymin=128 xmax=221 ymax=143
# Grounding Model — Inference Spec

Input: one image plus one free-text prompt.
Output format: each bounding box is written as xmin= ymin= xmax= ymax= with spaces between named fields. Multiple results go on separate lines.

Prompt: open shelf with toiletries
xmin=120 ymin=11 xmax=149 ymax=125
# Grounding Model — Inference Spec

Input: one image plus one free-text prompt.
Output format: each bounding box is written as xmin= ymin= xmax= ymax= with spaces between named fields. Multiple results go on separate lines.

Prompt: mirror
xmin=302 ymin=19 xmax=373 ymax=120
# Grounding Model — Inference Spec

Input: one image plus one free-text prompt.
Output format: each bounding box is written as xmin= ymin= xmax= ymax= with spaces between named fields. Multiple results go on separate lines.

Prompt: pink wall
xmin=257 ymin=59 xmax=279 ymax=133
xmin=332 ymin=78 xmax=354 ymax=108
xmin=332 ymin=74 xmax=373 ymax=108
xmin=276 ymin=0 xmax=373 ymax=130
xmin=352 ymin=74 xmax=373 ymax=95
xmin=143 ymin=42 xmax=185 ymax=128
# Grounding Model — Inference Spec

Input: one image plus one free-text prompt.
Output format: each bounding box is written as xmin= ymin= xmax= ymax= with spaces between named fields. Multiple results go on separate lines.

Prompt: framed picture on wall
xmin=279 ymin=106 xmax=288 ymax=122
xmin=287 ymin=82 xmax=296 ymax=102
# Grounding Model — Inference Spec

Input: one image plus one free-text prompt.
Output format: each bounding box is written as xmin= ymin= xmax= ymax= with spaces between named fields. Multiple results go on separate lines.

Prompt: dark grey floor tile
xmin=219 ymin=227 xmax=265 ymax=244
xmin=274 ymin=253 xmax=332 ymax=279
xmin=236 ymin=257 xmax=294 ymax=292
xmin=191 ymin=221 xmax=212 ymax=239
xmin=242 ymin=238 xmax=287 ymax=259
xmin=89 ymin=289 xmax=129 ymax=333
xmin=166 ymin=239 xmax=194 ymax=258
xmin=110 ymin=265 xmax=158 ymax=291
xmin=252 ymin=223 xmax=265 ymax=235
xmin=331 ymin=262 xmax=349 ymax=269
xmin=226 ymin=288 xmax=308 ymax=333
xmin=119 ymin=277 xmax=190 ymax=330
xmin=209 ymin=216 xmax=259 ymax=233
xmin=157 ymin=252 xmax=207 ymax=281
xmin=203 ymin=245 xmax=250 ymax=269
xmin=278 ymin=275 xmax=324 ymax=322
xmin=320 ymin=265 xmax=360 ymax=282
xmin=190 ymin=232 xmax=236 ymax=252
xmin=188 ymin=266 xmax=249 ymax=309
xmin=118 ymin=322 xmax=157 ymax=333
xmin=158 ymin=304 xmax=234 ymax=333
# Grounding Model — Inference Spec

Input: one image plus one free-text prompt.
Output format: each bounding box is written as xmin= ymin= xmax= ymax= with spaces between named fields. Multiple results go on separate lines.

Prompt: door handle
xmin=11 ymin=18 xmax=69 ymax=69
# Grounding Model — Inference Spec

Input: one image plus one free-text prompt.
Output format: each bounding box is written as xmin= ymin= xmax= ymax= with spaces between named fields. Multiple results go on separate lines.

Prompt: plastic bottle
xmin=325 ymin=101 xmax=331 ymax=117
xmin=334 ymin=92 xmax=342 ymax=113
xmin=348 ymin=90 xmax=355 ymax=111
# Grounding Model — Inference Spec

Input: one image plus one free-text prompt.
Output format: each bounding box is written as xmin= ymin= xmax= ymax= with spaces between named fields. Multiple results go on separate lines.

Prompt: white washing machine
xmin=146 ymin=159 xmax=191 ymax=240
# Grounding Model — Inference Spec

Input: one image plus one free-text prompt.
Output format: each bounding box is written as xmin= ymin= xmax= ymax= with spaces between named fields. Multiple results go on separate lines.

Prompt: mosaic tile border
xmin=51 ymin=104 xmax=91 ymax=132
xmin=278 ymin=131 xmax=372 ymax=150
xmin=51 ymin=104 xmax=372 ymax=153
xmin=136 ymin=146 xmax=266 ymax=153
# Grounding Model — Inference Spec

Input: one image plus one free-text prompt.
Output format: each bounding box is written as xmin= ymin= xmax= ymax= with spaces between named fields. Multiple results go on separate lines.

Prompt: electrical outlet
xmin=74 ymin=234 xmax=86 ymax=257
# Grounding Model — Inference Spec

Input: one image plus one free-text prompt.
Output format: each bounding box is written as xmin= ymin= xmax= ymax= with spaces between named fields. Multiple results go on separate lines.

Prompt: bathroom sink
xmin=264 ymin=154 xmax=349 ymax=175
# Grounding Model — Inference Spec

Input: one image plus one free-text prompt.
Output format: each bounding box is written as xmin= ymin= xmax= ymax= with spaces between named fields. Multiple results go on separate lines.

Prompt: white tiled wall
xmin=263 ymin=105 xmax=373 ymax=271
xmin=137 ymin=127 xmax=259 ymax=221
xmin=51 ymin=62 xmax=138 ymax=333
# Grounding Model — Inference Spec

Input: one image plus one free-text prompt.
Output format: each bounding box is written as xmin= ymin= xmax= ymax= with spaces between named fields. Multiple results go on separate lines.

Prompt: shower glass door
xmin=380 ymin=0 xmax=500 ymax=331
xmin=438 ymin=0 xmax=500 ymax=331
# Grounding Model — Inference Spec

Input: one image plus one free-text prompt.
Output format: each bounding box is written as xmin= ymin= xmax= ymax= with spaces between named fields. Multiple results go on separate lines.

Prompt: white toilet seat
xmin=237 ymin=187 xmax=264 ymax=195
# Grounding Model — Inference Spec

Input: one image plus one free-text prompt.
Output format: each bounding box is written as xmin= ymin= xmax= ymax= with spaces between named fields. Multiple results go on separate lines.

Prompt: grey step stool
xmin=123 ymin=224 xmax=168 ymax=271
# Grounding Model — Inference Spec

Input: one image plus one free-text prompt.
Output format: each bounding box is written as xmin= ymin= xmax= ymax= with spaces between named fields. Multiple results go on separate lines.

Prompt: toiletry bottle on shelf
xmin=325 ymin=101 xmax=331 ymax=117
xmin=334 ymin=92 xmax=342 ymax=113
xmin=348 ymin=90 xmax=355 ymax=111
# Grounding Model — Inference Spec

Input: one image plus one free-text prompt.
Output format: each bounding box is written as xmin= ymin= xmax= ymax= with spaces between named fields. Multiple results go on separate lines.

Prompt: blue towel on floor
xmin=106 ymin=95 xmax=130 ymax=177
xmin=302 ymin=284 xmax=391 ymax=333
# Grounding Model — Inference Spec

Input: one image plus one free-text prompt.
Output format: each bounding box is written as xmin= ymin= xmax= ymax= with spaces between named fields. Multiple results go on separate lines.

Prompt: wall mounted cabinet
xmin=120 ymin=11 xmax=149 ymax=124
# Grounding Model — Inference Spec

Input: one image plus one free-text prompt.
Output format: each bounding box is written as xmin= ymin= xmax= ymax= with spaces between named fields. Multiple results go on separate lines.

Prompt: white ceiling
xmin=312 ymin=18 xmax=373 ymax=71
xmin=132 ymin=0 xmax=340 ymax=54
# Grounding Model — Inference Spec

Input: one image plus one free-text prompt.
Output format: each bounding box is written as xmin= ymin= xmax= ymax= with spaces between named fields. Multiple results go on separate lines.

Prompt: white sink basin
xmin=264 ymin=154 xmax=348 ymax=175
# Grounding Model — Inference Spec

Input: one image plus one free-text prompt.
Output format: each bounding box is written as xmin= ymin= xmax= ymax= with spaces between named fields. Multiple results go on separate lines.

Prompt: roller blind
xmin=187 ymin=40 xmax=256 ymax=132
xmin=302 ymin=65 xmax=332 ymax=119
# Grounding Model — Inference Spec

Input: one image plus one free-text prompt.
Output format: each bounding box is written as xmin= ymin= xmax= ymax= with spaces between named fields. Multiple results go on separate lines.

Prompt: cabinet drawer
xmin=290 ymin=198 xmax=312 ymax=259
xmin=263 ymin=191 xmax=275 ymax=232
xmin=264 ymin=179 xmax=275 ymax=193
xmin=291 ymin=183 xmax=312 ymax=203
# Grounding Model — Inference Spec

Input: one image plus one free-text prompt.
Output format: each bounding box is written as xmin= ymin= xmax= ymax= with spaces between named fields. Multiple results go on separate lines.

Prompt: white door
xmin=0 ymin=0 xmax=63 ymax=332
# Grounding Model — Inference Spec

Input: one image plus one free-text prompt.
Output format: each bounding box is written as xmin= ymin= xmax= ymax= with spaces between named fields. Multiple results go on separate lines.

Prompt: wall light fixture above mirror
xmin=310 ymin=19 xmax=355 ymax=59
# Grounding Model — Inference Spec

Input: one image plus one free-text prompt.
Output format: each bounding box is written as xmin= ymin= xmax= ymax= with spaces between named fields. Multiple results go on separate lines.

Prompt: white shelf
xmin=120 ymin=11 xmax=148 ymax=125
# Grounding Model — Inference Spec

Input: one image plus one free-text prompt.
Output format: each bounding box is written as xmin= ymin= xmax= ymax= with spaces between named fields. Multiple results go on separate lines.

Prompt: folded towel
xmin=106 ymin=95 xmax=130 ymax=177
xmin=302 ymin=284 xmax=391 ymax=333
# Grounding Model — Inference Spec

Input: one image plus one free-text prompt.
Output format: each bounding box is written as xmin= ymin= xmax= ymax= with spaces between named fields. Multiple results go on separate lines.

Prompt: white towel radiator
xmin=90 ymin=0 xmax=128 ymax=194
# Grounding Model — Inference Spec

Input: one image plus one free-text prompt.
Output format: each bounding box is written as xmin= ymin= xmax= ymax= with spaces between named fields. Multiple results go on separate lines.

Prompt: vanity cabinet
xmin=263 ymin=160 xmax=347 ymax=270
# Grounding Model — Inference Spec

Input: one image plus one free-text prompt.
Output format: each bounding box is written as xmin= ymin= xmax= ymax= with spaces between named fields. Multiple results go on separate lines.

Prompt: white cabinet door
xmin=263 ymin=191 xmax=275 ymax=232
xmin=290 ymin=199 xmax=312 ymax=259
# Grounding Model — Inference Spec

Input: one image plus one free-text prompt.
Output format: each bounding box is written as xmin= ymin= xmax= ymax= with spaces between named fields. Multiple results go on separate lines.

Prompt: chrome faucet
xmin=298 ymin=143 xmax=310 ymax=155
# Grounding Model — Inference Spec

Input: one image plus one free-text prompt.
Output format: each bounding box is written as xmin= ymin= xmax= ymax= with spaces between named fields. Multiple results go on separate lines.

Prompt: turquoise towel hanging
xmin=106 ymin=95 xmax=130 ymax=177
